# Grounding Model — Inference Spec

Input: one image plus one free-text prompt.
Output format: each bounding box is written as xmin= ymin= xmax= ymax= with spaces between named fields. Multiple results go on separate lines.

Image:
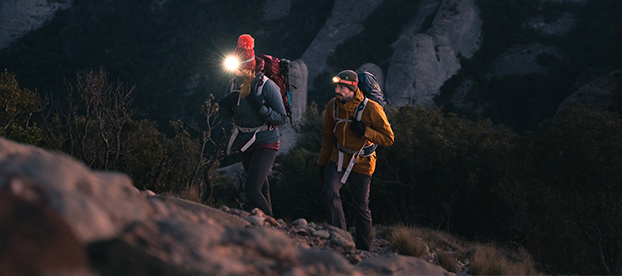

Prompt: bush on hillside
xmin=373 ymin=105 xmax=516 ymax=237
xmin=0 ymin=69 xmax=43 ymax=145
xmin=500 ymin=104 xmax=622 ymax=275
xmin=271 ymin=102 xmax=622 ymax=274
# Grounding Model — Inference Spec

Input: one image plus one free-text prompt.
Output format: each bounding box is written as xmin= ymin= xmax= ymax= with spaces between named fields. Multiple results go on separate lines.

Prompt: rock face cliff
xmin=298 ymin=0 xmax=483 ymax=108
xmin=278 ymin=59 xmax=308 ymax=152
xmin=385 ymin=0 xmax=482 ymax=107
xmin=300 ymin=0 xmax=382 ymax=89
xmin=556 ymin=70 xmax=622 ymax=115
xmin=0 ymin=0 xmax=72 ymax=49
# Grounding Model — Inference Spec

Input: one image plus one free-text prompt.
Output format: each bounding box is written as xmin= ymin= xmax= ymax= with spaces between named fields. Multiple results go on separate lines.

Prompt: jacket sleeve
xmin=362 ymin=102 xmax=394 ymax=147
xmin=218 ymin=80 xmax=238 ymax=121
xmin=317 ymin=99 xmax=336 ymax=166
xmin=256 ymin=80 xmax=288 ymax=125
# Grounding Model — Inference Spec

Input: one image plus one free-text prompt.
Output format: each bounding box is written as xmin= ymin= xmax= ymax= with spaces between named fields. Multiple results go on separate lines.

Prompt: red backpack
xmin=256 ymin=54 xmax=295 ymax=124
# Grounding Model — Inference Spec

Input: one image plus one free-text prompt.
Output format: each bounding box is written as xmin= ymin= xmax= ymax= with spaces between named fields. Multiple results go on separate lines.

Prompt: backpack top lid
xmin=356 ymin=71 xmax=386 ymax=108
xmin=255 ymin=53 xmax=293 ymax=123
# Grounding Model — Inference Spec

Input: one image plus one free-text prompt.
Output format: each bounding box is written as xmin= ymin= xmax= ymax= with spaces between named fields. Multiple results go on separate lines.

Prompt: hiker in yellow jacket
xmin=317 ymin=70 xmax=394 ymax=251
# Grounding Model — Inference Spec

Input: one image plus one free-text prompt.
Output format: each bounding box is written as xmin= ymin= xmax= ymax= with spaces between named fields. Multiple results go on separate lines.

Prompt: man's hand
xmin=350 ymin=120 xmax=366 ymax=136
xmin=246 ymin=91 xmax=263 ymax=112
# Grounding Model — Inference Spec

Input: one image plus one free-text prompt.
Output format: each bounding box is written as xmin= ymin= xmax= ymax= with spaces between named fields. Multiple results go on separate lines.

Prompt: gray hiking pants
xmin=322 ymin=160 xmax=372 ymax=251
xmin=241 ymin=148 xmax=276 ymax=217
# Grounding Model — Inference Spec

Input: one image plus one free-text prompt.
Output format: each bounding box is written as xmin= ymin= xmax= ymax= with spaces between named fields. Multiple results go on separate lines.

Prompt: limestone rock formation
xmin=490 ymin=43 xmax=563 ymax=79
xmin=0 ymin=137 xmax=452 ymax=276
xmin=0 ymin=0 xmax=72 ymax=49
xmin=556 ymin=70 xmax=622 ymax=115
xmin=528 ymin=12 xmax=577 ymax=37
xmin=300 ymin=0 xmax=383 ymax=90
xmin=289 ymin=59 xmax=309 ymax=123
xmin=385 ymin=0 xmax=483 ymax=107
xmin=262 ymin=0 xmax=293 ymax=21
xmin=357 ymin=63 xmax=385 ymax=91
xmin=278 ymin=59 xmax=308 ymax=153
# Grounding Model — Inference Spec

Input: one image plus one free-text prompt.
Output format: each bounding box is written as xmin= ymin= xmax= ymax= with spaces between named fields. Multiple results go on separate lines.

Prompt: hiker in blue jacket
xmin=218 ymin=34 xmax=288 ymax=217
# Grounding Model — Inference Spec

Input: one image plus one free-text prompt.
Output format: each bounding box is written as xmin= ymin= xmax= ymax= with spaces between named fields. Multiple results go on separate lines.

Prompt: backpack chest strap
xmin=332 ymin=98 xmax=369 ymax=132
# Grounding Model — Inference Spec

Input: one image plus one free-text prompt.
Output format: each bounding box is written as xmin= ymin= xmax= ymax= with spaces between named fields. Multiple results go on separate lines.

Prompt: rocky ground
xmin=219 ymin=205 xmax=469 ymax=274
xmin=0 ymin=137 xmax=454 ymax=275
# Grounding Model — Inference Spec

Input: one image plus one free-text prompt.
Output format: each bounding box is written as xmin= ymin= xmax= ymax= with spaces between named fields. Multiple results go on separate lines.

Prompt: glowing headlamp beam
xmin=224 ymin=56 xmax=240 ymax=71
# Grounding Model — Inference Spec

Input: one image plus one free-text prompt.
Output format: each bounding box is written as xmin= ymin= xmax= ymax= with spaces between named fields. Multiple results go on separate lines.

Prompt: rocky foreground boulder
xmin=0 ymin=137 xmax=450 ymax=276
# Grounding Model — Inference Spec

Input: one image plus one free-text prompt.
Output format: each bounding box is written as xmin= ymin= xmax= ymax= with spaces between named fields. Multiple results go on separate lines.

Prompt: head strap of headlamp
xmin=332 ymin=76 xmax=357 ymax=86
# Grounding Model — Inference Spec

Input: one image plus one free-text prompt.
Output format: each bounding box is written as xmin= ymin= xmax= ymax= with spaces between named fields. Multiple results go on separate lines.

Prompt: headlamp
xmin=332 ymin=76 xmax=357 ymax=86
xmin=224 ymin=55 xmax=256 ymax=71
xmin=224 ymin=56 xmax=240 ymax=71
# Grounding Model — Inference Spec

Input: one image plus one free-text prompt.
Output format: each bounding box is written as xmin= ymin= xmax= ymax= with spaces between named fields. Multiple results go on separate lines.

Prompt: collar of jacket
xmin=251 ymin=71 xmax=265 ymax=87
xmin=336 ymin=88 xmax=364 ymax=112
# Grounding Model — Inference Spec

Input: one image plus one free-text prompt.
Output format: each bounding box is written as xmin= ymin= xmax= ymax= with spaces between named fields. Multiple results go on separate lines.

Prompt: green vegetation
xmin=0 ymin=69 xmax=43 ymax=145
xmin=272 ymin=103 xmax=622 ymax=275
xmin=1 ymin=68 xmax=235 ymax=206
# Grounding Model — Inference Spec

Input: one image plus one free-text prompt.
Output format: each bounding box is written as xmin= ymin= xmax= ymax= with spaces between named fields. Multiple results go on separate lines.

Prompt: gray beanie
xmin=333 ymin=70 xmax=359 ymax=92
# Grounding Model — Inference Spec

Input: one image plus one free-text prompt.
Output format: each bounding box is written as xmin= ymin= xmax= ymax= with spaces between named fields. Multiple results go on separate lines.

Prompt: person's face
xmin=335 ymin=84 xmax=354 ymax=102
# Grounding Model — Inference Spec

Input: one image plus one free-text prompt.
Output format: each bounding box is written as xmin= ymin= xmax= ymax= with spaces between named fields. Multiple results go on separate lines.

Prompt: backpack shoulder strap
xmin=354 ymin=98 xmax=369 ymax=121
xmin=332 ymin=99 xmax=338 ymax=122
xmin=333 ymin=97 xmax=369 ymax=121
xmin=255 ymin=74 xmax=270 ymax=95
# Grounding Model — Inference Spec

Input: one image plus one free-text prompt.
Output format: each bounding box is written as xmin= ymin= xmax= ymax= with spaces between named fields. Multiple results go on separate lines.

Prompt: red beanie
xmin=233 ymin=34 xmax=256 ymax=71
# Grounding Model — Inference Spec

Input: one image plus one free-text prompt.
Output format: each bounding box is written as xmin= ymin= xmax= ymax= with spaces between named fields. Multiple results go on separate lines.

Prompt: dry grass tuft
xmin=470 ymin=244 xmax=540 ymax=276
xmin=387 ymin=226 xmax=429 ymax=257
xmin=385 ymin=224 xmax=541 ymax=275
xmin=437 ymin=249 xmax=459 ymax=273
xmin=178 ymin=182 xmax=202 ymax=203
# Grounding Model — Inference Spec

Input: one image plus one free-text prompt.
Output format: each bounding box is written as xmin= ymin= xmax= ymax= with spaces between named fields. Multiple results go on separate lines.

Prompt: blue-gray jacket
xmin=218 ymin=72 xmax=288 ymax=150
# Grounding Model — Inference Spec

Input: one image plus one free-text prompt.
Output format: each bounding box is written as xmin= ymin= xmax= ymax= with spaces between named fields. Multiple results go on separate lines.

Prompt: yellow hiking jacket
xmin=317 ymin=89 xmax=394 ymax=176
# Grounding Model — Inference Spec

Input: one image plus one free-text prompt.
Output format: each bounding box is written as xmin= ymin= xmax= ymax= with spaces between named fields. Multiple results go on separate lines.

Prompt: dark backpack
xmin=357 ymin=71 xmax=387 ymax=109
xmin=256 ymin=54 xmax=295 ymax=124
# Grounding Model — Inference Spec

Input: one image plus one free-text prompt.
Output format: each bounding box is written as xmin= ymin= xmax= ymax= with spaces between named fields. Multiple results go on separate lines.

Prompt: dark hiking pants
xmin=322 ymin=160 xmax=372 ymax=251
xmin=241 ymin=148 xmax=277 ymax=217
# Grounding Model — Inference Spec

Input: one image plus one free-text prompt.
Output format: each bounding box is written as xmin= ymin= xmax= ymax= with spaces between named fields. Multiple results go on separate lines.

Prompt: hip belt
xmin=336 ymin=143 xmax=374 ymax=184
xmin=226 ymin=124 xmax=274 ymax=155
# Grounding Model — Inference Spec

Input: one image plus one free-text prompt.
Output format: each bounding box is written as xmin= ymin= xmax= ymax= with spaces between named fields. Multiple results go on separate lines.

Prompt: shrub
xmin=0 ymin=69 xmax=43 ymax=145
xmin=372 ymin=105 xmax=516 ymax=237
xmin=501 ymin=104 xmax=622 ymax=275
